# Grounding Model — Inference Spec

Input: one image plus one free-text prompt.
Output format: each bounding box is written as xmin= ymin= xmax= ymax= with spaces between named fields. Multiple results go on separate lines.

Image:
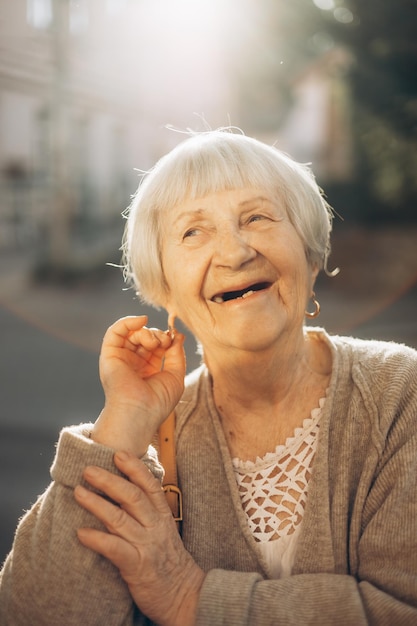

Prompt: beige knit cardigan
xmin=1 ymin=330 xmax=417 ymax=625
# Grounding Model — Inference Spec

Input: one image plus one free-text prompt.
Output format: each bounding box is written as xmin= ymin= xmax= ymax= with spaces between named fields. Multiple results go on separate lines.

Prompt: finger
xmin=103 ymin=316 xmax=148 ymax=349
xmin=79 ymin=464 xmax=168 ymax=526
xmin=102 ymin=320 xmax=174 ymax=376
xmin=132 ymin=342 xmax=167 ymax=366
xmin=132 ymin=331 xmax=186 ymax=388
xmin=113 ymin=451 xmax=172 ymax=515
xmin=74 ymin=482 xmax=157 ymax=540
xmin=77 ymin=526 xmax=139 ymax=578
xmin=148 ymin=328 xmax=173 ymax=349
xmin=128 ymin=327 xmax=171 ymax=351
xmin=127 ymin=329 xmax=172 ymax=368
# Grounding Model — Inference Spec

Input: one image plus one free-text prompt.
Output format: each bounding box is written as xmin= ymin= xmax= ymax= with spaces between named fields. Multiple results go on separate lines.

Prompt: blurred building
xmin=0 ymin=0 xmax=242 ymax=267
xmin=0 ymin=0 xmax=160 ymax=263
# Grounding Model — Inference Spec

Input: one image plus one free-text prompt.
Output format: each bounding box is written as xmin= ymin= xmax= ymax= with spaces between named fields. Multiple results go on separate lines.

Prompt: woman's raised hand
xmin=92 ymin=316 xmax=186 ymax=455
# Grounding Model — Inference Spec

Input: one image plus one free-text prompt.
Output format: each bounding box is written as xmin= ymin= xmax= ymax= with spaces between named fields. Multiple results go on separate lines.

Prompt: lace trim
xmin=232 ymin=397 xmax=324 ymax=544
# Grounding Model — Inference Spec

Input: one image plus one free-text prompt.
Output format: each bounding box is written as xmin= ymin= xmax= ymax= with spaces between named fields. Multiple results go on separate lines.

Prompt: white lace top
xmin=232 ymin=397 xmax=325 ymax=579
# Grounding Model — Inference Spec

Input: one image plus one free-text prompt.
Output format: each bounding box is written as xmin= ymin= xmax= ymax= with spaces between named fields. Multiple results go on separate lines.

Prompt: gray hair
xmin=123 ymin=129 xmax=336 ymax=307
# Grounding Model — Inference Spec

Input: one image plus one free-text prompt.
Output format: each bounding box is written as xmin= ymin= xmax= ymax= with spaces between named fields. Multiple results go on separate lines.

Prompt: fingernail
xmin=84 ymin=465 xmax=100 ymax=479
xmin=74 ymin=485 xmax=88 ymax=499
xmin=115 ymin=450 xmax=129 ymax=462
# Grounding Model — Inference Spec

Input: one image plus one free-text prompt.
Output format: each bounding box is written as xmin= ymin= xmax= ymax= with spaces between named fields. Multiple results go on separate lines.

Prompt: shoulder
xmin=309 ymin=327 xmax=417 ymax=381
xmin=311 ymin=327 xmax=417 ymax=413
xmin=327 ymin=332 xmax=417 ymax=433
xmin=330 ymin=333 xmax=417 ymax=381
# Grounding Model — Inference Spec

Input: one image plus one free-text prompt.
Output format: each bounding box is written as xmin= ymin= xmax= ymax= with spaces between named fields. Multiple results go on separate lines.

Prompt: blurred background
xmin=1 ymin=0 xmax=416 ymax=564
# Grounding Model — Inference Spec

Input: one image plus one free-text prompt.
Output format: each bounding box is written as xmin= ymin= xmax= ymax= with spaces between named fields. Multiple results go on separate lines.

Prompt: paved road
xmin=1 ymin=269 xmax=416 ymax=565
xmin=0 ymin=303 xmax=104 ymax=564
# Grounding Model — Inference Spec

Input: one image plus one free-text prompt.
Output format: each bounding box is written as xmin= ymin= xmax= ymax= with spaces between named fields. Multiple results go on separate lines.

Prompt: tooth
xmin=213 ymin=296 xmax=224 ymax=303
xmin=241 ymin=290 xmax=255 ymax=299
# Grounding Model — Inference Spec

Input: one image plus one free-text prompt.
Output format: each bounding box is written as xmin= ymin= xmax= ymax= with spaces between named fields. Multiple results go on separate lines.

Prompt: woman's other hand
xmin=92 ymin=316 xmax=186 ymax=455
xmin=74 ymin=451 xmax=205 ymax=626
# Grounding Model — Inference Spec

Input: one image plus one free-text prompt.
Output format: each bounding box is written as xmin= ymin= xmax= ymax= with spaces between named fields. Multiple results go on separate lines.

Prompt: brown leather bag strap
xmin=158 ymin=411 xmax=182 ymax=524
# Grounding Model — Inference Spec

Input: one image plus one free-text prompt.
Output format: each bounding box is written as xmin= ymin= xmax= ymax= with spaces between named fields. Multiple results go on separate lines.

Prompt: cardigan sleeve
xmin=197 ymin=561 xmax=417 ymax=626
xmin=197 ymin=570 xmax=369 ymax=625
xmin=0 ymin=423 xmax=162 ymax=626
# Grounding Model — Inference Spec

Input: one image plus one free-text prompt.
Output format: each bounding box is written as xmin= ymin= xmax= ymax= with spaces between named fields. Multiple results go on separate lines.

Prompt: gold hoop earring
xmin=305 ymin=292 xmax=321 ymax=319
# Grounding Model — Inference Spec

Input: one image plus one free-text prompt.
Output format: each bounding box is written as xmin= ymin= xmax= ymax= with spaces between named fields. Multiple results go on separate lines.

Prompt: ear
xmin=161 ymin=288 xmax=180 ymax=330
xmin=310 ymin=264 xmax=319 ymax=291
xmin=167 ymin=311 xmax=177 ymax=331
xmin=159 ymin=285 xmax=174 ymax=313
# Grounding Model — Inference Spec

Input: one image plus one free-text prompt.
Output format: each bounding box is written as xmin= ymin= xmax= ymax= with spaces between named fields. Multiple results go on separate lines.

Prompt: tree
xmin=236 ymin=0 xmax=417 ymax=222
xmin=327 ymin=0 xmax=417 ymax=220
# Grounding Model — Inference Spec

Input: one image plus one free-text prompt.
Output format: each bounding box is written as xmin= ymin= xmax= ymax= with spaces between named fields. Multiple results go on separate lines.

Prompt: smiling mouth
xmin=211 ymin=282 xmax=271 ymax=304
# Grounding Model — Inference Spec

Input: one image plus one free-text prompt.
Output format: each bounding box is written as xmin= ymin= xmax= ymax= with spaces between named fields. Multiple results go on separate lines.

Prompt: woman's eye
xmin=183 ymin=228 xmax=199 ymax=239
xmin=248 ymin=214 xmax=266 ymax=223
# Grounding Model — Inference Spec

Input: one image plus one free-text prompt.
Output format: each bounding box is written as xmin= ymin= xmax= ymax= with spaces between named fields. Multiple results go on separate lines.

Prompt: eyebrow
xmin=175 ymin=196 xmax=272 ymax=223
xmin=238 ymin=196 xmax=271 ymax=208
xmin=175 ymin=207 xmax=207 ymax=223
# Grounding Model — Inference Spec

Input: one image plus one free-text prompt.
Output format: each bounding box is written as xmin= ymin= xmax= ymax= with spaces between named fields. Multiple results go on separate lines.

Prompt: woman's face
xmin=161 ymin=188 xmax=318 ymax=357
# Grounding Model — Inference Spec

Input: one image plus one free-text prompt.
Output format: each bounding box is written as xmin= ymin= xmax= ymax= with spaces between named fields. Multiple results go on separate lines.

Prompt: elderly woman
xmin=1 ymin=131 xmax=416 ymax=626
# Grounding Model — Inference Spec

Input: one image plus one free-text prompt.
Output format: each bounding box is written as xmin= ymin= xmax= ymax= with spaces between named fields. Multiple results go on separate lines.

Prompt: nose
xmin=213 ymin=227 xmax=256 ymax=270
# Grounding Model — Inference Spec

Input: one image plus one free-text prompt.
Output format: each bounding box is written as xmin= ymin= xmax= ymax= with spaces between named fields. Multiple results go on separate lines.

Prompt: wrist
xmin=172 ymin=567 xmax=205 ymax=626
xmin=91 ymin=405 xmax=159 ymax=456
